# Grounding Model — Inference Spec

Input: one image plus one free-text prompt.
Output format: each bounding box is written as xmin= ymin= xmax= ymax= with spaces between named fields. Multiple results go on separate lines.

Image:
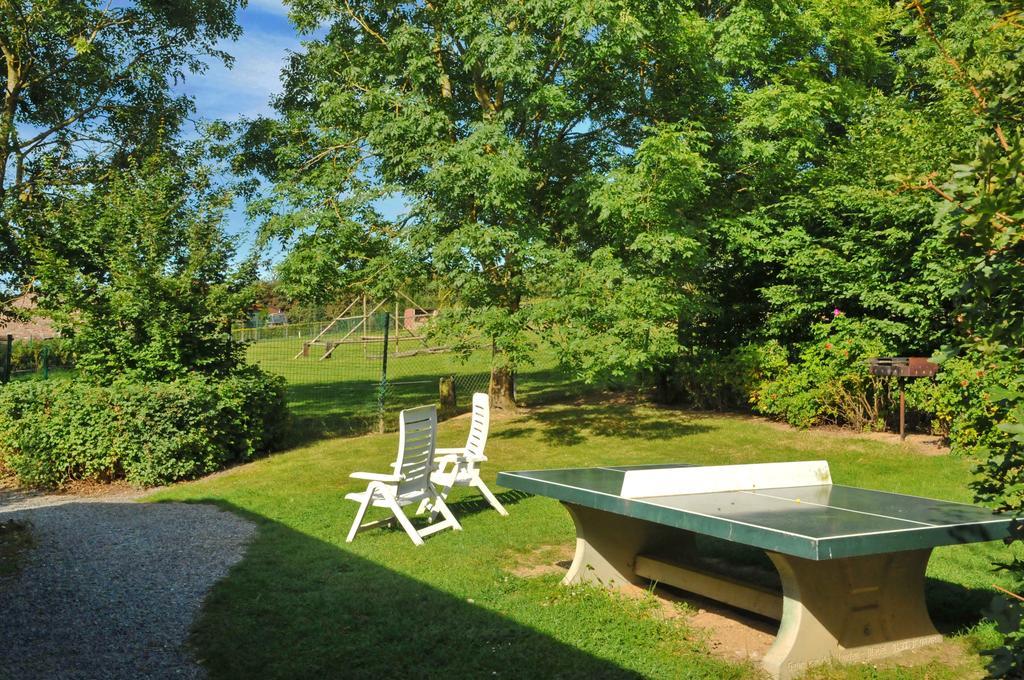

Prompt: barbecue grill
xmin=868 ymin=357 xmax=939 ymax=439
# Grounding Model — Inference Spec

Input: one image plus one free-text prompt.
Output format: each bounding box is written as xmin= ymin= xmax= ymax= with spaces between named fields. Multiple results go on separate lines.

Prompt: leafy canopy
xmin=244 ymin=0 xmax=725 ymax=394
xmin=1 ymin=0 xmax=244 ymax=300
xmin=36 ymin=145 xmax=254 ymax=382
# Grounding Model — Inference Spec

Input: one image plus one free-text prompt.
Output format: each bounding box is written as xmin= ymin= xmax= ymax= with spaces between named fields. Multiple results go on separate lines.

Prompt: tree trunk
xmin=653 ymin=308 xmax=689 ymax=404
xmin=489 ymin=365 xmax=516 ymax=411
xmin=652 ymin=365 xmax=679 ymax=404
xmin=1 ymin=42 xmax=23 ymax=203
xmin=439 ymin=375 xmax=457 ymax=417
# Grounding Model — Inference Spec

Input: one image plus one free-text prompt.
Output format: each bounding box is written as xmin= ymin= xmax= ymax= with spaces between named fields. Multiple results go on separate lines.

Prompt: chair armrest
xmin=434 ymin=453 xmax=488 ymax=469
xmin=435 ymin=447 xmax=467 ymax=455
xmin=350 ymin=471 xmax=402 ymax=482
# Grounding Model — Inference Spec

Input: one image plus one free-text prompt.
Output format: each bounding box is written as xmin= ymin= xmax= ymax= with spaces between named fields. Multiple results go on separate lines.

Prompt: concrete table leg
xmin=560 ymin=502 xmax=695 ymax=588
xmin=762 ymin=549 xmax=942 ymax=680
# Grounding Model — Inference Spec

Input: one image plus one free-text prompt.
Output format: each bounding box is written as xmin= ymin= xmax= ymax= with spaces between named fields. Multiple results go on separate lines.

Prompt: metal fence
xmin=235 ymin=314 xmax=573 ymax=437
xmin=0 ymin=336 xmax=75 ymax=383
xmin=0 ymin=319 xmax=577 ymax=438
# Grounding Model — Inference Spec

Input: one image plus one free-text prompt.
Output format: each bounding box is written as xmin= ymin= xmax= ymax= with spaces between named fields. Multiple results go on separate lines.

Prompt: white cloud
xmin=182 ymin=26 xmax=301 ymax=120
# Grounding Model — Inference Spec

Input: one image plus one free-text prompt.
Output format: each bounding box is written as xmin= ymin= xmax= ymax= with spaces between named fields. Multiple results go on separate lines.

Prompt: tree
xmin=246 ymin=0 xmax=724 ymax=408
xmin=35 ymin=144 xmax=256 ymax=382
xmin=249 ymin=0 xmax=1013 ymax=414
xmin=0 ymin=0 xmax=244 ymax=303
xmin=891 ymin=2 xmax=1023 ymax=673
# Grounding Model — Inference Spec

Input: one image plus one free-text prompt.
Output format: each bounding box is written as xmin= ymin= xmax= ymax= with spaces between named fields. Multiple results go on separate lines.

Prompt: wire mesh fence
xmin=235 ymin=314 xmax=577 ymax=437
xmin=0 ymin=336 xmax=75 ymax=383
xmin=0 ymin=317 xmax=580 ymax=438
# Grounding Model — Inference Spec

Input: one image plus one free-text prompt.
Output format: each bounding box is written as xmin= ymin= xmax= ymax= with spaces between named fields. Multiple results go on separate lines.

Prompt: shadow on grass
xmin=356 ymin=490 xmax=534 ymax=531
xmin=279 ymin=367 xmax=594 ymax=447
xmin=516 ymin=367 xmax=601 ymax=408
xmin=445 ymin=489 xmax=533 ymax=518
xmin=178 ymin=498 xmax=992 ymax=678
xmin=926 ymin=577 xmax=998 ymax=635
xmin=171 ymin=499 xmax=659 ymax=679
xmin=493 ymin=400 xmax=715 ymax=446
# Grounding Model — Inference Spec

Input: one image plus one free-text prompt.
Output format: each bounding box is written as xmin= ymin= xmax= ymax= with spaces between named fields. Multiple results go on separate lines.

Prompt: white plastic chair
xmin=345 ymin=404 xmax=462 ymax=546
xmin=424 ymin=393 xmax=508 ymax=517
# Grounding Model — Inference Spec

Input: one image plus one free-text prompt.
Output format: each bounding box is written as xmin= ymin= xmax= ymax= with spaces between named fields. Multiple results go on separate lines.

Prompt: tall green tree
xmin=0 ymin=0 xmax=244 ymax=302
xmin=247 ymin=0 xmax=724 ymax=407
xmin=251 ymin=0 xmax=1015 ymax=411
xmin=36 ymin=144 xmax=255 ymax=382
xmin=898 ymin=3 xmax=1023 ymax=670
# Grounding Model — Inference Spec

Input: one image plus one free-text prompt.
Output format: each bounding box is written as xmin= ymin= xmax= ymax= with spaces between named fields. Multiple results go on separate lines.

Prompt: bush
xmin=661 ymin=341 xmax=787 ymax=411
xmin=905 ymin=352 xmax=1021 ymax=457
xmin=929 ymin=350 xmax=1024 ymax=676
xmin=0 ymin=367 xmax=288 ymax=488
xmin=37 ymin=149 xmax=255 ymax=384
xmin=751 ymin=316 xmax=891 ymax=429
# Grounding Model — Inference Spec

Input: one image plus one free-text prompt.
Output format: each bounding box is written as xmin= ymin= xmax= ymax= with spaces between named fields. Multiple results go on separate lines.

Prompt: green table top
xmin=496 ymin=465 xmax=1013 ymax=560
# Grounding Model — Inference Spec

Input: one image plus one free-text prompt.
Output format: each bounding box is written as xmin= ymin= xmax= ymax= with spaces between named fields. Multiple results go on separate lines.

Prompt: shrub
xmin=750 ymin=316 xmax=891 ymax=429
xmin=36 ymin=149 xmax=255 ymax=384
xmin=904 ymin=352 xmax=1020 ymax=456
xmin=0 ymin=367 xmax=288 ymax=488
xmin=945 ymin=351 xmax=1024 ymax=677
xmin=662 ymin=341 xmax=788 ymax=410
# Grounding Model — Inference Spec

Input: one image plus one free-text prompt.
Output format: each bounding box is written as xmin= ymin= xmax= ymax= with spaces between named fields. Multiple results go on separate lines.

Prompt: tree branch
xmin=15 ymin=33 xmax=182 ymax=152
xmin=907 ymin=0 xmax=1010 ymax=152
xmin=343 ymin=0 xmax=388 ymax=48
xmin=899 ymin=174 xmax=1017 ymax=229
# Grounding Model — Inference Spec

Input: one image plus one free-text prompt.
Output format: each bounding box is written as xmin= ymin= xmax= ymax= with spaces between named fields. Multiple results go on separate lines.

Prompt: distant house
xmin=0 ymin=294 xmax=57 ymax=340
xmin=402 ymin=307 xmax=436 ymax=331
xmin=245 ymin=306 xmax=289 ymax=328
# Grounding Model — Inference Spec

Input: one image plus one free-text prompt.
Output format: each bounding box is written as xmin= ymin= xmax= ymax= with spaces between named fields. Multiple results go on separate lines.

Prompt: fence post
xmin=377 ymin=312 xmax=390 ymax=433
xmin=42 ymin=343 xmax=49 ymax=379
xmin=225 ymin=319 xmax=232 ymax=368
xmin=2 ymin=334 xmax=11 ymax=383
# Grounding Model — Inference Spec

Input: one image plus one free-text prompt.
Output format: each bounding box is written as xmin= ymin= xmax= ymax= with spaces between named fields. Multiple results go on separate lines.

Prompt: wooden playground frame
xmin=295 ymin=293 xmax=437 ymax=360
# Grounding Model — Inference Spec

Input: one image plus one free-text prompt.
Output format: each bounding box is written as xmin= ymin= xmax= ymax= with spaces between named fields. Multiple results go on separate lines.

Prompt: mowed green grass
xmin=243 ymin=336 xmax=579 ymax=439
xmin=150 ymin=399 xmax=1017 ymax=679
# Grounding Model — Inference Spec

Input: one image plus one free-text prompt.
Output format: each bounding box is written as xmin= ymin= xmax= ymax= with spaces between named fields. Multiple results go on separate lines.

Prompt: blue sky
xmin=177 ymin=0 xmax=300 ymax=257
xmin=182 ymin=0 xmax=298 ymax=122
xmin=178 ymin=0 xmax=406 ymax=270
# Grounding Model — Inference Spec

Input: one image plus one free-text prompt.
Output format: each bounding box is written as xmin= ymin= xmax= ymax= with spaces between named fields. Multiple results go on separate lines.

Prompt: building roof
xmin=0 ymin=294 xmax=58 ymax=340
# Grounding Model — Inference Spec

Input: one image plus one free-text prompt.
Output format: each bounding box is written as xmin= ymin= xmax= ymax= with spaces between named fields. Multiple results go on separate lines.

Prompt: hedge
xmin=0 ymin=367 xmax=288 ymax=488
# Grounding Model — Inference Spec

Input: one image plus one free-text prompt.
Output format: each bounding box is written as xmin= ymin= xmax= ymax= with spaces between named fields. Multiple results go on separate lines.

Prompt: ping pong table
xmin=495 ymin=461 xmax=1012 ymax=679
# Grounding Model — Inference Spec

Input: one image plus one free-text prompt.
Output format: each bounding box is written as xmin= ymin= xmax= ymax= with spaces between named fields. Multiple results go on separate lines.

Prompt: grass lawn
xmin=242 ymin=336 xmax=583 ymax=440
xmin=150 ymin=398 xmax=1017 ymax=679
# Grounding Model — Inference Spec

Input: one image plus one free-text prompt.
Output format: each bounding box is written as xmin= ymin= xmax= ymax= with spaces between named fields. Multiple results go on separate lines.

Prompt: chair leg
xmin=473 ymin=477 xmax=509 ymax=516
xmin=346 ymin=493 xmax=373 ymax=543
xmin=426 ymin=472 xmax=456 ymax=522
xmin=435 ymin=471 xmax=456 ymax=500
xmin=430 ymin=494 xmax=462 ymax=532
xmin=385 ymin=497 xmax=425 ymax=546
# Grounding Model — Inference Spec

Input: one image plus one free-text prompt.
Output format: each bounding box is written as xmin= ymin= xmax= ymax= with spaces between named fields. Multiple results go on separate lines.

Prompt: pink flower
xmin=832 ymin=308 xmax=843 ymax=317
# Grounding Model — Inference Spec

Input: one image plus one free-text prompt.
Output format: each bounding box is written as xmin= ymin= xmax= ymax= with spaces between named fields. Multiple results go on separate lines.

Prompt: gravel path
xmin=0 ymin=489 xmax=255 ymax=680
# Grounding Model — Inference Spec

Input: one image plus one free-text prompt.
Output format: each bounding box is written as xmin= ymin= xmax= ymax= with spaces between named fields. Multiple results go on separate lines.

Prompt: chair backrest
xmin=465 ymin=393 xmax=490 ymax=458
xmin=396 ymin=404 xmax=437 ymax=495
